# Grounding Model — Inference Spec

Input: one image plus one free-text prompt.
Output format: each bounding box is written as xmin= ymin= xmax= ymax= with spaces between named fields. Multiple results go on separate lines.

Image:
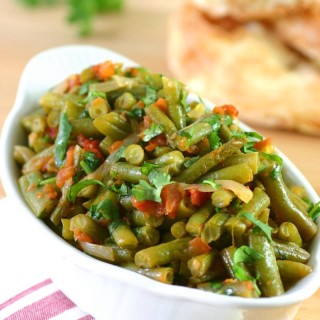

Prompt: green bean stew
xmin=14 ymin=60 xmax=320 ymax=298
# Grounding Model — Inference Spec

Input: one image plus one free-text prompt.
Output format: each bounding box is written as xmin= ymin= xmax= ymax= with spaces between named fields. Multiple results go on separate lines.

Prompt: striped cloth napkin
xmin=0 ymin=279 xmax=94 ymax=320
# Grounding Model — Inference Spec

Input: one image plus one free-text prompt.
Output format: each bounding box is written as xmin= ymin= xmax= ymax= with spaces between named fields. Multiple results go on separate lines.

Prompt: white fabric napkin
xmin=0 ymin=197 xmax=93 ymax=319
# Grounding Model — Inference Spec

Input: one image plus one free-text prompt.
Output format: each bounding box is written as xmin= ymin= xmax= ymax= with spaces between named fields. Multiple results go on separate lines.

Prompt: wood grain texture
xmin=0 ymin=0 xmax=319 ymax=317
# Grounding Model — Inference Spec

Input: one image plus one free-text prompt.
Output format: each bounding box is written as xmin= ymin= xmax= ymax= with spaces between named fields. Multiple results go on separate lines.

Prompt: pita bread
xmin=274 ymin=12 xmax=320 ymax=65
xmin=167 ymin=4 xmax=320 ymax=135
xmin=192 ymin=0 xmax=318 ymax=21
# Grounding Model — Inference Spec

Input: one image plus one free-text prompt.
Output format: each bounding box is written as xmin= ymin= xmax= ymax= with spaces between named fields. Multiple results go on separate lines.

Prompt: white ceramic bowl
xmin=1 ymin=45 xmax=319 ymax=320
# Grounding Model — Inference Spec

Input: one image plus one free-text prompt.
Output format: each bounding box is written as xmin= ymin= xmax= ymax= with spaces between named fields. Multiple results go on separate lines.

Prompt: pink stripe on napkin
xmin=0 ymin=279 xmax=94 ymax=320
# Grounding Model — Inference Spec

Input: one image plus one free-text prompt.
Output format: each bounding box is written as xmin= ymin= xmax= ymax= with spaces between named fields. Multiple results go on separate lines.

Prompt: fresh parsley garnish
xmin=242 ymin=131 xmax=263 ymax=153
xmin=239 ymin=212 xmax=274 ymax=243
xmin=54 ymin=112 xmax=72 ymax=168
xmin=261 ymin=153 xmax=283 ymax=179
xmin=208 ymin=131 xmax=221 ymax=150
xmin=233 ymin=245 xmax=263 ymax=296
xmin=107 ymin=183 xmax=130 ymax=196
xmin=141 ymin=162 xmax=164 ymax=175
xmin=142 ymin=123 xmax=164 ymax=142
xmin=142 ymin=86 xmax=157 ymax=106
xmin=81 ymin=151 xmax=101 ymax=173
xmin=89 ymin=198 xmax=120 ymax=221
xmin=132 ymin=170 xmax=171 ymax=202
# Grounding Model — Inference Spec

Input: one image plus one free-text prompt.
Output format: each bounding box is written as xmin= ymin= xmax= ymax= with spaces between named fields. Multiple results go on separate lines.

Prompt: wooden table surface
xmin=0 ymin=0 xmax=319 ymax=318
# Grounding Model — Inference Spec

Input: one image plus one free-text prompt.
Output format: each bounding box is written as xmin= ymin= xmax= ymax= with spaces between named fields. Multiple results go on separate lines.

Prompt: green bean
xmin=176 ymin=122 xmax=213 ymax=151
xmin=70 ymin=118 xmax=103 ymax=139
xmin=70 ymin=214 xmax=107 ymax=242
xmin=276 ymin=260 xmax=312 ymax=283
xmin=122 ymin=263 xmax=174 ymax=284
xmin=272 ymin=240 xmax=310 ymax=263
xmin=186 ymin=202 xmax=213 ymax=236
xmin=171 ymin=221 xmax=187 ymax=239
xmin=222 ymin=152 xmax=260 ymax=174
xmin=198 ymin=163 xmax=253 ymax=185
xmin=260 ymin=171 xmax=317 ymax=241
xmin=93 ymin=112 xmax=131 ymax=140
xmin=89 ymin=75 xmax=141 ymax=93
xmin=220 ymin=246 xmax=236 ymax=278
xmin=129 ymin=210 xmax=147 ymax=227
xmin=110 ymin=163 xmax=148 ymax=184
xmin=211 ymin=189 xmax=235 ymax=208
xmin=236 ymin=187 xmax=270 ymax=227
xmin=224 ymin=216 xmax=247 ymax=237
xmin=108 ymin=219 xmax=138 ymax=250
xmin=149 ymin=150 xmax=184 ymax=166
xmin=135 ymin=237 xmax=191 ymax=268
xmin=114 ymin=92 xmax=137 ymax=110
xmin=162 ymin=76 xmax=186 ymax=130
xmin=119 ymin=195 xmax=135 ymax=212
xmin=188 ymin=251 xmax=217 ymax=278
xmin=134 ymin=225 xmax=160 ymax=247
xmin=277 ymin=222 xmax=303 ymax=247
xmin=61 ymin=218 xmax=74 ymax=241
xmin=175 ymin=138 xmax=245 ymax=183
xmin=14 ymin=146 xmax=35 ymax=166
xmin=151 ymin=146 xmax=174 ymax=157
xmin=99 ymin=136 xmax=114 ymax=156
xmin=201 ymin=212 xmax=230 ymax=243
xmin=249 ymin=234 xmax=284 ymax=297
xmin=21 ymin=108 xmax=46 ymax=132
xmin=88 ymin=98 xmax=109 ymax=119
xmin=125 ymin=144 xmax=145 ymax=166
xmin=19 ymin=171 xmax=57 ymax=218
xmin=197 ymin=280 xmax=259 ymax=298
xmin=145 ymin=103 xmax=177 ymax=141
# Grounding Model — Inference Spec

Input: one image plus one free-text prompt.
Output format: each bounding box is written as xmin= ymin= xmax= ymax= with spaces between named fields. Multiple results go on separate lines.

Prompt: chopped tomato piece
xmin=108 ymin=140 xmax=124 ymax=154
xmin=254 ymin=137 xmax=274 ymax=153
xmin=77 ymin=134 xmax=104 ymax=160
xmin=131 ymin=197 xmax=165 ymax=217
xmin=73 ymin=228 xmax=95 ymax=244
xmin=92 ymin=61 xmax=115 ymax=81
xmin=213 ymin=104 xmax=238 ymax=118
xmin=161 ymin=183 xmax=184 ymax=219
xmin=186 ymin=187 xmax=212 ymax=206
xmin=45 ymin=126 xmax=58 ymax=140
xmin=67 ymin=74 xmax=81 ymax=91
xmin=145 ymin=134 xmax=167 ymax=152
xmin=56 ymin=146 xmax=76 ymax=189
xmin=189 ymin=237 xmax=211 ymax=256
xmin=43 ymin=184 xmax=58 ymax=200
xmin=155 ymin=98 xmax=168 ymax=114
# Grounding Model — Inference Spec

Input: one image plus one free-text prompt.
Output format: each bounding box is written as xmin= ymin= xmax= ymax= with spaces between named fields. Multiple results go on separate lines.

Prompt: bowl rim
xmin=1 ymin=44 xmax=320 ymax=310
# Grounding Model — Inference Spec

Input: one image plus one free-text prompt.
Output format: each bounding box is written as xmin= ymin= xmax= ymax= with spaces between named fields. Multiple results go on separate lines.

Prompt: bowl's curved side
xmin=1 ymin=45 xmax=319 ymax=320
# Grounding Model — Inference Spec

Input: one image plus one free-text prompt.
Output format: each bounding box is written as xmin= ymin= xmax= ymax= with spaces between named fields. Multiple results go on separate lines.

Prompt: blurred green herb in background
xmin=17 ymin=0 xmax=125 ymax=36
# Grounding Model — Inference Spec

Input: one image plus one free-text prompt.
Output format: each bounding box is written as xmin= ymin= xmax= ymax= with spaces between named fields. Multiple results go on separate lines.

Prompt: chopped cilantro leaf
xmin=239 ymin=212 xmax=274 ymax=243
xmin=208 ymin=131 xmax=221 ymax=150
xmin=82 ymin=151 xmax=101 ymax=173
xmin=89 ymin=198 xmax=120 ymax=221
xmin=261 ymin=153 xmax=283 ymax=179
xmin=142 ymin=86 xmax=157 ymax=106
xmin=141 ymin=162 xmax=164 ymax=175
xmin=143 ymin=123 xmax=164 ymax=142
xmin=107 ymin=183 xmax=130 ymax=196
xmin=132 ymin=170 xmax=171 ymax=202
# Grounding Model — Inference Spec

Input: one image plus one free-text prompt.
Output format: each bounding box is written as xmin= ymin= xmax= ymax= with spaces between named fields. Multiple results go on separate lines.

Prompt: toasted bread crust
xmin=274 ymin=12 xmax=320 ymax=65
xmin=167 ymin=4 xmax=320 ymax=135
xmin=192 ymin=0 xmax=319 ymax=21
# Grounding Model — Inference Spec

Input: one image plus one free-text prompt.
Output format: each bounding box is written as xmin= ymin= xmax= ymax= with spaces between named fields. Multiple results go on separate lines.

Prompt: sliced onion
xmin=181 ymin=180 xmax=253 ymax=203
